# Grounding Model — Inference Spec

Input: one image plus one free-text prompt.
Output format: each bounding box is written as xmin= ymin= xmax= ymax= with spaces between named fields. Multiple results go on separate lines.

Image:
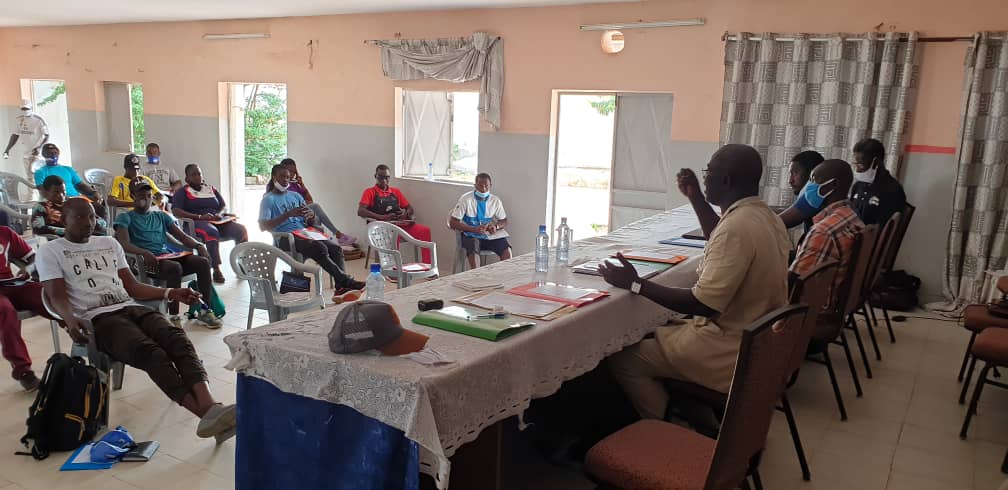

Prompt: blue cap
xmin=539 ymin=225 xmax=546 ymax=232
xmin=370 ymin=263 xmax=381 ymax=273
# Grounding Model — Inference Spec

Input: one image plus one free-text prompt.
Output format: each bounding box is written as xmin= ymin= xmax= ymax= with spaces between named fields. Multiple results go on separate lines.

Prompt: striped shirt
xmin=791 ymin=200 xmax=865 ymax=308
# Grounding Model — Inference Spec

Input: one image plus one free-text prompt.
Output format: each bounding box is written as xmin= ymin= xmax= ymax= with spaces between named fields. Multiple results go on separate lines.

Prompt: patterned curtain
xmin=720 ymin=32 xmax=919 ymax=205
xmin=940 ymin=32 xmax=1008 ymax=306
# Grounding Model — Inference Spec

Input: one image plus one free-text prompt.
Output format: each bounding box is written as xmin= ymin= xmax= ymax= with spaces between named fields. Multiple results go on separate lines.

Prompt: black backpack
xmin=18 ymin=353 xmax=107 ymax=460
xmin=870 ymin=270 xmax=922 ymax=312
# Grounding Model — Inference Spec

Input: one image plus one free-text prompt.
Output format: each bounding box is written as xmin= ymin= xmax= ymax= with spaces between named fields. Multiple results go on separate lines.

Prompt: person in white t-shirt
xmin=449 ymin=172 xmax=511 ymax=269
xmin=3 ymin=99 xmax=49 ymax=182
xmin=141 ymin=142 xmax=182 ymax=196
xmin=36 ymin=197 xmax=237 ymax=443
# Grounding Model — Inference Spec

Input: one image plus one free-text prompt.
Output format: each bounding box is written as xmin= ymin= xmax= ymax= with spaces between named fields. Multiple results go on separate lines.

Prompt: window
xmin=103 ymin=81 xmax=145 ymax=153
xmin=398 ymin=90 xmax=479 ymax=183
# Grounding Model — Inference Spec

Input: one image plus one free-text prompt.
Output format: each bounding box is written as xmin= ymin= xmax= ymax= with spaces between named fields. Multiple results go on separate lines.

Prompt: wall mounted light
xmin=601 ymin=30 xmax=625 ymax=54
xmin=202 ymin=33 xmax=270 ymax=40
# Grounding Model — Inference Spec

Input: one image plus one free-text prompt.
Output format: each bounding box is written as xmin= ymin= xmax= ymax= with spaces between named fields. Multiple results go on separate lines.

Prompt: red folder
xmin=506 ymin=282 xmax=609 ymax=308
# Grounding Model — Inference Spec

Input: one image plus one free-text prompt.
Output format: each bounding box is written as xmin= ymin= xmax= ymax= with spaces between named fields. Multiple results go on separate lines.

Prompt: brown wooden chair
xmin=836 ymin=223 xmax=883 ymax=379
xmin=805 ymin=225 xmax=877 ymax=414
xmin=869 ymin=203 xmax=916 ymax=343
xmin=660 ymin=261 xmax=838 ymax=482
xmin=585 ymin=304 xmax=809 ymax=490
xmin=960 ymin=327 xmax=1008 ymax=439
xmin=853 ymin=212 xmax=901 ymax=362
xmin=958 ymin=275 xmax=1008 ymax=404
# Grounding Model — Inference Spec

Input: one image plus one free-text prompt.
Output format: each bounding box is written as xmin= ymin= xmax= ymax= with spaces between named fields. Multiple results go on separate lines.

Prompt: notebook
xmin=658 ymin=238 xmax=707 ymax=248
xmin=412 ymin=306 xmax=535 ymax=341
xmin=681 ymin=228 xmax=706 ymax=240
xmin=572 ymin=258 xmax=672 ymax=279
xmin=507 ymin=282 xmax=609 ymax=308
xmin=121 ymin=441 xmax=160 ymax=462
xmin=616 ymin=251 xmax=689 ymax=265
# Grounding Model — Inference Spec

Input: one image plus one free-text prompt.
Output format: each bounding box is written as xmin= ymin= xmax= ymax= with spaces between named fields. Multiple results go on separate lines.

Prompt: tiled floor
xmin=1 ymin=252 xmax=1007 ymax=489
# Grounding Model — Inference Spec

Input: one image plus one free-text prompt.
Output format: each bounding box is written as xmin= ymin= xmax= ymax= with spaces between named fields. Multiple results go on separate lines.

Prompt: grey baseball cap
xmin=329 ymin=301 xmax=428 ymax=355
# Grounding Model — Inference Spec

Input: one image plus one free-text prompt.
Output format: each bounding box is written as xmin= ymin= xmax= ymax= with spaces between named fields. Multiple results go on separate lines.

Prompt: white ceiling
xmin=1 ymin=0 xmax=628 ymax=27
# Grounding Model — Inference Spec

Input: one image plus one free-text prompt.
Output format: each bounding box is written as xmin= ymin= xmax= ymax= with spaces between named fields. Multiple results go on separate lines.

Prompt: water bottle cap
xmin=560 ymin=217 xmax=567 ymax=223
xmin=539 ymin=225 xmax=546 ymax=232
xmin=370 ymin=263 xmax=381 ymax=273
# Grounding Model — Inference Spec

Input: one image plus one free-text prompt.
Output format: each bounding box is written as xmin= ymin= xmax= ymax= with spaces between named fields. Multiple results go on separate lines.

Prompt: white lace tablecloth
xmin=224 ymin=206 xmax=703 ymax=488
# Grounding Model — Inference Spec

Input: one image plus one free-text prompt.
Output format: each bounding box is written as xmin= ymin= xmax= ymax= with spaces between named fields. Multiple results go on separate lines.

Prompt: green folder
xmin=412 ymin=306 xmax=536 ymax=341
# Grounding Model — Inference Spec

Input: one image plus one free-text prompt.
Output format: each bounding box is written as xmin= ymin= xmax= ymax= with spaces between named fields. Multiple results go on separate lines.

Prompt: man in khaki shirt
xmin=600 ymin=144 xmax=791 ymax=419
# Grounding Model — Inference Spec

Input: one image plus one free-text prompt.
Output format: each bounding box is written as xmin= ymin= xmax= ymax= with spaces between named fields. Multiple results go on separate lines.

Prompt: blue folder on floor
xmin=60 ymin=443 xmax=114 ymax=471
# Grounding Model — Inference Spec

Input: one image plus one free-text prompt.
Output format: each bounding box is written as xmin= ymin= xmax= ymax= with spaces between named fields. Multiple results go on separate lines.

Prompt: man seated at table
xmin=849 ymin=138 xmax=906 ymax=225
xmin=449 ymin=172 xmax=511 ymax=269
xmin=598 ymin=144 xmax=791 ymax=420
xmin=260 ymin=164 xmax=365 ymax=299
xmin=142 ymin=143 xmax=183 ymax=196
xmin=0 ymin=225 xmax=49 ymax=391
xmin=33 ymin=143 xmax=108 ymax=219
xmin=108 ymin=154 xmax=165 ymax=210
xmin=32 ymin=175 xmax=108 ymax=237
xmin=789 ymin=159 xmax=865 ymax=304
xmin=357 ymin=164 xmax=432 ymax=264
xmin=37 ymin=198 xmax=237 ymax=443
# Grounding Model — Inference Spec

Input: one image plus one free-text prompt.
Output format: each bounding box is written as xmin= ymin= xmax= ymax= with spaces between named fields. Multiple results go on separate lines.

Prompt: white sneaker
xmin=195 ymin=309 xmax=222 ymax=329
xmin=197 ymin=403 xmax=237 ymax=438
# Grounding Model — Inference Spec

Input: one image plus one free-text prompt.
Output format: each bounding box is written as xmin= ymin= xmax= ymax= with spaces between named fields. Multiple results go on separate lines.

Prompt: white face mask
xmin=854 ymin=167 xmax=877 ymax=184
xmin=273 ymin=181 xmax=289 ymax=192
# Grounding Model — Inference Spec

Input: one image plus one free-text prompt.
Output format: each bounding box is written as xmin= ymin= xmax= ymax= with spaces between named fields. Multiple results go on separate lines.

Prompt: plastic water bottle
xmin=535 ymin=225 xmax=550 ymax=273
xmin=556 ymin=217 xmax=572 ymax=266
xmin=426 ymin=162 xmax=434 ymax=180
xmin=365 ymin=263 xmax=385 ymax=301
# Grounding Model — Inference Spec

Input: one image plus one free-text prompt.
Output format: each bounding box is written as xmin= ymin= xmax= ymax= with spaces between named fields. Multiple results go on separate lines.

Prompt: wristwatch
xmin=630 ymin=280 xmax=642 ymax=295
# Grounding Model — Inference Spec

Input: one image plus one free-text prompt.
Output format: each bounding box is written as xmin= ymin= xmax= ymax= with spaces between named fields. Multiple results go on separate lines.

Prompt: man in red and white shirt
xmin=357 ymin=164 xmax=433 ymax=264
xmin=0 ymin=226 xmax=49 ymax=391
xmin=790 ymin=159 xmax=865 ymax=310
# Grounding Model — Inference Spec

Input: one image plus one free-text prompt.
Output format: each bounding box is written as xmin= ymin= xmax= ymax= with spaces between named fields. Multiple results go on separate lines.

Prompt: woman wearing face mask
xmin=171 ymin=164 xmax=248 ymax=283
xmin=848 ymin=138 xmax=906 ymax=225
xmin=448 ymin=172 xmax=511 ymax=269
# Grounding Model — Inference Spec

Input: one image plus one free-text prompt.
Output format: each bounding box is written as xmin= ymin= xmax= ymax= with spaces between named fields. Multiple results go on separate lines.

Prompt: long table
xmin=224 ymin=206 xmax=704 ymax=489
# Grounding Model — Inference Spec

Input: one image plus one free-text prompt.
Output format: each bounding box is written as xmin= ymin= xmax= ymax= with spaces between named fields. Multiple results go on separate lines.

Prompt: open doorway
xmin=549 ymin=91 xmax=674 ymax=238
xmin=222 ymin=82 xmax=287 ymax=242
xmin=551 ymin=93 xmax=616 ymax=240
xmin=20 ymin=79 xmax=72 ymax=170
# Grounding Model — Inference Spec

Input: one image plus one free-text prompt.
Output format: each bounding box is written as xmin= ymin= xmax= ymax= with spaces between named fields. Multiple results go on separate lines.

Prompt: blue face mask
xmin=148 ymin=156 xmax=160 ymax=165
xmin=44 ymin=156 xmax=58 ymax=166
xmin=474 ymin=190 xmax=490 ymax=199
xmin=799 ymin=178 xmax=836 ymax=210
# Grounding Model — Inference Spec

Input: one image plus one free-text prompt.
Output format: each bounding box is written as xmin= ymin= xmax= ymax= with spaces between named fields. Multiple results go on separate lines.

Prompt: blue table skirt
xmin=236 ymin=374 xmax=420 ymax=490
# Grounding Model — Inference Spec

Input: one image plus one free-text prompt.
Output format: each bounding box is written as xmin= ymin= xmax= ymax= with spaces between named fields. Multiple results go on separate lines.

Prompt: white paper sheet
xmin=466 ymin=291 xmax=566 ymax=317
xmin=528 ymin=283 xmax=598 ymax=300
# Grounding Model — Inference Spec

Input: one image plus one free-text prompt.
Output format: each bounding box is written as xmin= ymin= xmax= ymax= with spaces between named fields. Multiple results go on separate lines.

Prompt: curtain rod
xmin=723 ymin=34 xmax=1005 ymax=43
xmin=364 ymin=36 xmax=501 ymax=45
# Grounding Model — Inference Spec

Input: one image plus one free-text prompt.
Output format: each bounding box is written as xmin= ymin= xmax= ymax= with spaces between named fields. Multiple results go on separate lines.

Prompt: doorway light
xmin=203 ymin=33 xmax=270 ymax=40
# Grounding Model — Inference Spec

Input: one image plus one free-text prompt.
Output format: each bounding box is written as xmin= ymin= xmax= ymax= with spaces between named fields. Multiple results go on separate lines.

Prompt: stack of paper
xmin=454 ymin=278 xmax=504 ymax=292
xmin=457 ymin=291 xmax=567 ymax=319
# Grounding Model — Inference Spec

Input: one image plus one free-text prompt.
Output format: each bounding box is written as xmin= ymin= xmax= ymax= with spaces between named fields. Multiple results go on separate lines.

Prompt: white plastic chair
xmin=40 ymin=289 xmax=125 ymax=396
xmin=84 ymin=167 xmax=115 ymax=219
xmin=0 ymin=203 xmax=32 ymax=235
xmin=230 ymin=241 xmax=325 ymax=330
xmin=447 ymin=216 xmax=499 ymax=274
xmin=367 ymin=221 xmax=438 ymax=288
xmin=0 ymin=171 xmax=36 ymax=208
